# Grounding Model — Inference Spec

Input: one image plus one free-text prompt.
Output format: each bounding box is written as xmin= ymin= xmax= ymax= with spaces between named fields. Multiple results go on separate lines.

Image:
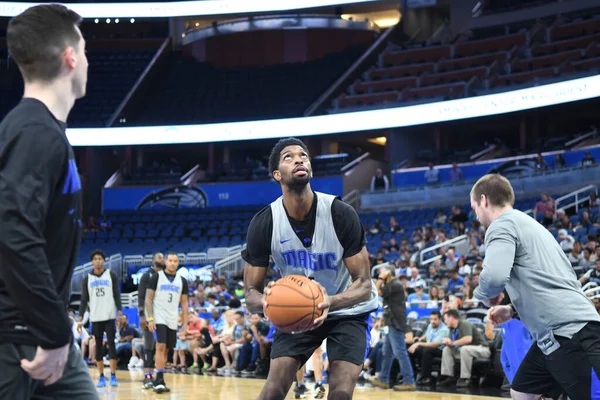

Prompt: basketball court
xmin=90 ymin=369 xmax=502 ymax=399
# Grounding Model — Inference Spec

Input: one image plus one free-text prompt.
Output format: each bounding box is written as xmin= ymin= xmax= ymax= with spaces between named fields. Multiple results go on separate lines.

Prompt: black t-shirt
xmin=241 ymin=194 xmax=366 ymax=267
xmin=147 ymin=271 xmax=189 ymax=294
xmin=138 ymin=267 xmax=159 ymax=310
xmin=200 ymin=327 xmax=213 ymax=348
xmin=0 ymin=98 xmax=82 ymax=349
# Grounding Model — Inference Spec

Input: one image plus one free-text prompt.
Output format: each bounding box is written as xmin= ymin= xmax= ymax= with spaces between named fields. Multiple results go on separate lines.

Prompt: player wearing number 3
xmin=78 ymin=249 xmax=123 ymax=387
xmin=145 ymin=253 xmax=189 ymax=394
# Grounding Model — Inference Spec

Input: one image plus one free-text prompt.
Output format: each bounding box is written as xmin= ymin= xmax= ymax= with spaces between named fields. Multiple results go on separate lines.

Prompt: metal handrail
xmin=419 ymin=235 xmax=469 ymax=266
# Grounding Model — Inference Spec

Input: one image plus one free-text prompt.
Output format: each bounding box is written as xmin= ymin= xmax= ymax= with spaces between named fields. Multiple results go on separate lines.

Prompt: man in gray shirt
xmin=470 ymin=174 xmax=600 ymax=400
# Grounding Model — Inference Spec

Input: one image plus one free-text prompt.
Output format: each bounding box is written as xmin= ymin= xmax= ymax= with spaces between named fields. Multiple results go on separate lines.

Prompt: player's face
xmin=153 ymin=253 xmax=165 ymax=269
xmin=165 ymin=255 xmax=179 ymax=273
xmin=274 ymin=145 xmax=312 ymax=190
xmin=92 ymin=254 xmax=104 ymax=269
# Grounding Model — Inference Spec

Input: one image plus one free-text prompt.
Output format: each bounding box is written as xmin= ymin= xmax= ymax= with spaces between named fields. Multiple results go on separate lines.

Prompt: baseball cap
xmin=558 ymin=229 xmax=568 ymax=236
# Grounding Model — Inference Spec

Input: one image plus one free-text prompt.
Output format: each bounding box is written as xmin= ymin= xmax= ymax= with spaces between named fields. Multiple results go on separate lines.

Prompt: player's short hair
xmin=90 ymin=250 xmax=106 ymax=261
xmin=471 ymin=174 xmax=515 ymax=207
xmin=7 ymin=4 xmax=82 ymax=82
xmin=268 ymin=137 xmax=309 ymax=176
xmin=430 ymin=310 xmax=442 ymax=319
xmin=166 ymin=252 xmax=178 ymax=259
xmin=445 ymin=309 xmax=460 ymax=320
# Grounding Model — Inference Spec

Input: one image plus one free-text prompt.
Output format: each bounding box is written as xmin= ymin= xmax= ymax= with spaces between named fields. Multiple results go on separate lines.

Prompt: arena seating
xmin=331 ymin=15 xmax=600 ymax=112
xmin=133 ymin=45 xmax=367 ymax=125
xmin=0 ymin=44 xmax=158 ymax=126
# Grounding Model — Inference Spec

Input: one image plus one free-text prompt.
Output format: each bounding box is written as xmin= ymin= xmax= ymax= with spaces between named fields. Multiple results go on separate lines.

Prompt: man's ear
xmin=272 ymin=170 xmax=281 ymax=183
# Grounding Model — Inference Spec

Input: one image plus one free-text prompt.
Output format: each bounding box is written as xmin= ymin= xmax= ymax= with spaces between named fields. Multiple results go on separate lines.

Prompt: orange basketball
xmin=264 ymin=275 xmax=324 ymax=334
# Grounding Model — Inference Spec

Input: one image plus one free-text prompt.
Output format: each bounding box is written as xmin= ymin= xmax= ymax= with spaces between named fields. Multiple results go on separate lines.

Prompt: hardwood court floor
xmin=90 ymin=369 xmax=503 ymax=400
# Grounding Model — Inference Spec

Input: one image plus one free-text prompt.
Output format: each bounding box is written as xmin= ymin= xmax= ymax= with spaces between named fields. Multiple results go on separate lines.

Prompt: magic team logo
xmin=136 ymin=185 xmax=208 ymax=210
xmin=280 ymin=249 xmax=338 ymax=272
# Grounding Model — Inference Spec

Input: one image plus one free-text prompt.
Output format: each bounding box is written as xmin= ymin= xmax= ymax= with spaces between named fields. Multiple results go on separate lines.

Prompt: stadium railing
xmin=419 ymin=235 xmax=470 ymax=267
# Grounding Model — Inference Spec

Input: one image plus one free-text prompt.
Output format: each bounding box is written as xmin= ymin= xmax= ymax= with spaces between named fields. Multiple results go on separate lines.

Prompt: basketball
xmin=264 ymin=275 xmax=324 ymax=334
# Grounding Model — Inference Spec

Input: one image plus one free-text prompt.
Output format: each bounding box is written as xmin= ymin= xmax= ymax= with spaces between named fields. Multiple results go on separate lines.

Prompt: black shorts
xmin=270 ymin=313 xmax=372 ymax=367
xmin=512 ymin=321 xmax=600 ymax=400
xmin=156 ymin=324 xmax=177 ymax=349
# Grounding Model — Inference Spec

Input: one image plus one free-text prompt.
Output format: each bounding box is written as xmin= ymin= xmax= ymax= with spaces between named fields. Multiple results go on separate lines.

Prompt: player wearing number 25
xmin=243 ymin=138 xmax=378 ymax=400
xmin=79 ymin=249 xmax=123 ymax=387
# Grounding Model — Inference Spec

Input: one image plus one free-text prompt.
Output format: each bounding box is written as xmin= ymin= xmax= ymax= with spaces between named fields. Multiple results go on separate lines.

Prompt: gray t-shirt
xmin=450 ymin=320 xmax=487 ymax=347
xmin=474 ymin=209 xmax=600 ymax=355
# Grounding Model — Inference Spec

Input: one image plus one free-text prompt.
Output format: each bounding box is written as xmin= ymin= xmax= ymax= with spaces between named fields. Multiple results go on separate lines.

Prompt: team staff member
xmin=0 ymin=4 xmax=97 ymax=398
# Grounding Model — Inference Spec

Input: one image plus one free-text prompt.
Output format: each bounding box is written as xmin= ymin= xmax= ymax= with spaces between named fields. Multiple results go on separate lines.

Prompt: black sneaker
xmin=142 ymin=377 xmax=154 ymax=390
xmin=314 ymin=383 xmax=326 ymax=399
xmin=294 ymin=383 xmax=308 ymax=399
xmin=153 ymin=379 xmax=171 ymax=394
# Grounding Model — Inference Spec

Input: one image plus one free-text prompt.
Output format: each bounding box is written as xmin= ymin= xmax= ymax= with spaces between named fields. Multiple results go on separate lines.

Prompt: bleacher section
xmin=133 ymin=46 xmax=367 ymax=125
xmin=331 ymin=15 xmax=600 ymax=112
xmin=0 ymin=43 xmax=159 ymax=126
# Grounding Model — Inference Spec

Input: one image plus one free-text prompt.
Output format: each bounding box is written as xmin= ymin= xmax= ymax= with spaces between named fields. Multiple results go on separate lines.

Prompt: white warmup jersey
xmin=154 ymin=270 xmax=185 ymax=330
xmin=270 ymin=192 xmax=378 ymax=317
xmin=87 ymin=269 xmax=117 ymax=322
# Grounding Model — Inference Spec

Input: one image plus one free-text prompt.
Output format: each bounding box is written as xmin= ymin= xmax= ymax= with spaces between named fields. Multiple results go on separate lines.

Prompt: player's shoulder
xmin=248 ymin=204 xmax=273 ymax=229
xmin=331 ymin=196 xmax=359 ymax=220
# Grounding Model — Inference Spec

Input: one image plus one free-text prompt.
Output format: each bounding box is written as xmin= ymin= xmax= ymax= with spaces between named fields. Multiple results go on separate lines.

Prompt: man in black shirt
xmin=137 ymin=252 xmax=165 ymax=389
xmin=372 ymin=267 xmax=416 ymax=391
xmin=0 ymin=4 xmax=95 ymax=398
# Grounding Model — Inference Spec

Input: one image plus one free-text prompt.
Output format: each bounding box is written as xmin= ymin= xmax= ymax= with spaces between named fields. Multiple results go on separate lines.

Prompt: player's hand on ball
xmin=312 ymin=282 xmax=330 ymax=329
xmin=148 ymin=321 xmax=157 ymax=332
xmin=487 ymin=305 xmax=513 ymax=326
xmin=21 ymin=343 xmax=70 ymax=386
xmin=262 ymin=281 xmax=276 ymax=320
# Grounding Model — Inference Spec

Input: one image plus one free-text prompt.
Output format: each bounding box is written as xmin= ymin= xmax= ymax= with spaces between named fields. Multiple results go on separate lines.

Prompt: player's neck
xmin=489 ymin=205 xmax=513 ymax=223
xmin=23 ymin=80 xmax=75 ymax=123
xmin=93 ymin=267 xmax=104 ymax=275
xmin=282 ymin=187 xmax=313 ymax=221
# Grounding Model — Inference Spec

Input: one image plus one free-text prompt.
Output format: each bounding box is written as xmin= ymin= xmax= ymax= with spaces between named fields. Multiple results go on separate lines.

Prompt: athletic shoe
xmin=142 ymin=377 xmax=154 ymax=390
xmin=127 ymin=356 xmax=139 ymax=369
xmin=217 ymin=367 xmax=232 ymax=376
xmin=313 ymin=383 xmax=326 ymax=399
xmin=109 ymin=375 xmax=118 ymax=387
xmin=294 ymin=383 xmax=307 ymax=399
xmin=135 ymin=358 xmax=144 ymax=368
xmin=96 ymin=375 xmax=106 ymax=388
xmin=153 ymin=379 xmax=171 ymax=394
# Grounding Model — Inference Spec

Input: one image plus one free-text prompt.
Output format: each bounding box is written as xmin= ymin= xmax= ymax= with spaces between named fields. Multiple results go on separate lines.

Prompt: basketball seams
xmin=271 ymin=283 xmax=314 ymax=300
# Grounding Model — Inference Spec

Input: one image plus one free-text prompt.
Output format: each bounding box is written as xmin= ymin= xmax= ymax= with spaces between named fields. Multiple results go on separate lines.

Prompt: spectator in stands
xmin=449 ymin=163 xmax=464 ymax=182
xmin=534 ymin=153 xmax=548 ymax=171
xmin=457 ymin=257 xmax=471 ymax=276
xmin=86 ymin=216 xmax=99 ymax=232
xmin=427 ymin=286 xmax=441 ymax=308
xmin=580 ymin=248 xmax=595 ymax=269
xmin=460 ymin=284 xmax=479 ymax=309
xmin=407 ymin=283 xmax=429 ymax=308
xmin=361 ymin=318 xmax=384 ymax=381
xmin=407 ymin=267 xmax=426 ymax=289
xmin=575 ymin=210 xmax=593 ymax=232
xmin=534 ymin=193 xmax=554 ymax=221
xmin=372 ymin=267 xmax=416 ymax=391
xmin=554 ymin=210 xmax=573 ymax=231
xmin=434 ymin=209 xmax=447 ymax=226
xmin=184 ymin=312 xmax=203 ymax=370
xmin=371 ymin=168 xmax=390 ymax=192
xmin=438 ymin=309 xmax=491 ymax=388
xmin=579 ymin=259 xmax=600 ymax=286
xmin=210 ymin=309 xmax=224 ymax=334
xmin=407 ymin=310 xmax=449 ymax=385
xmin=389 ymin=216 xmax=402 ymax=233
xmin=444 ymin=248 xmax=459 ymax=270
xmin=450 ymin=206 xmax=468 ymax=224
xmin=219 ymin=311 xmax=250 ymax=376
xmin=194 ymin=319 xmax=215 ymax=371
xmin=115 ymin=315 xmax=136 ymax=361
xmin=558 ymin=229 xmax=575 ymax=252
xmin=586 ymin=236 xmax=598 ymax=251
xmin=589 ymin=192 xmax=600 ymax=209
xmin=424 ymin=162 xmax=440 ymax=185
xmin=99 ymin=215 xmax=112 ymax=231
xmin=554 ymin=154 xmax=566 ymax=169
xmin=388 ymin=238 xmax=400 ymax=253
xmin=581 ymin=151 xmax=596 ymax=167
xmin=446 ymin=269 xmax=464 ymax=293
xmin=569 ymin=241 xmax=584 ymax=265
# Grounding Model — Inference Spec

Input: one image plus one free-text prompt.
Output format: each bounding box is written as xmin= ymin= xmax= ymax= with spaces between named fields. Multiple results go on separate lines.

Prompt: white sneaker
xmin=128 ymin=356 xmax=139 ymax=369
xmin=135 ymin=358 xmax=144 ymax=368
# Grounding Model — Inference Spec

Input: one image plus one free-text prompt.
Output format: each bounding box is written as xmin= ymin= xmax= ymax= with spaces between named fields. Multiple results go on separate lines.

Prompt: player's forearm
xmin=145 ymin=291 xmax=155 ymax=319
xmin=329 ymin=275 xmax=371 ymax=312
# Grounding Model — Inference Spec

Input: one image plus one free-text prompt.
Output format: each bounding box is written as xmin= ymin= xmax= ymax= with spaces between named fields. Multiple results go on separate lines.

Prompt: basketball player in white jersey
xmin=145 ymin=253 xmax=189 ymax=394
xmin=243 ymin=138 xmax=378 ymax=400
xmin=78 ymin=250 xmax=122 ymax=387
xmin=137 ymin=252 xmax=165 ymax=389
